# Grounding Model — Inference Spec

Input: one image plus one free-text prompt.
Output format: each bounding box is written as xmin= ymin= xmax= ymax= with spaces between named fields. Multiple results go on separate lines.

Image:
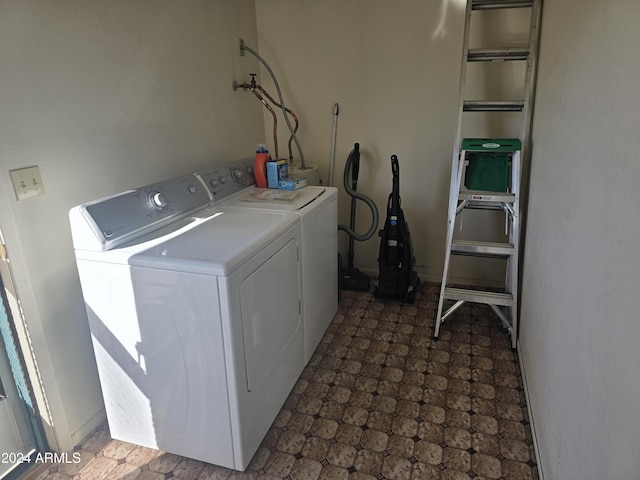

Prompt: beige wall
xmin=0 ymin=0 xmax=264 ymax=451
xmin=520 ymin=0 xmax=640 ymax=478
xmin=254 ymin=0 xmax=531 ymax=285
xmin=255 ymin=0 xmax=466 ymax=282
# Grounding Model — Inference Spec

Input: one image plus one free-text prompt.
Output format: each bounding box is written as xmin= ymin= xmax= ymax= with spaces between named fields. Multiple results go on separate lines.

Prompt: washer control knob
xmin=209 ymin=178 xmax=219 ymax=187
xmin=231 ymin=168 xmax=245 ymax=183
xmin=149 ymin=192 xmax=168 ymax=210
xmin=219 ymin=176 xmax=227 ymax=184
xmin=188 ymin=184 xmax=198 ymax=194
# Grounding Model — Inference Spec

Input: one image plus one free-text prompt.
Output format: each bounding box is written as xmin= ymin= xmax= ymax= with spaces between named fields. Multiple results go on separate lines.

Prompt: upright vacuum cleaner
xmin=374 ymin=154 xmax=420 ymax=302
xmin=338 ymin=143 xmax=379 ymax=291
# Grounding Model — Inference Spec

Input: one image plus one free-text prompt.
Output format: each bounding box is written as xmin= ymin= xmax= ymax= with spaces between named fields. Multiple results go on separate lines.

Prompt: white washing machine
xmin=69 ymin=173 xmax=304 ymax=470
xmin=195 ymin=158 xmax=338 ymax=363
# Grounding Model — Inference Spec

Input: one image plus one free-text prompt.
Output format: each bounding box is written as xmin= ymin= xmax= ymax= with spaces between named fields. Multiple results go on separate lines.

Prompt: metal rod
xmin=329 ymin=103 xmax=339 ymax=186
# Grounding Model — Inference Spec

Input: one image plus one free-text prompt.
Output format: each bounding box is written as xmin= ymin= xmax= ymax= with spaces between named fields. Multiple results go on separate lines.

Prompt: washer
xmin=69 ymin=173 xmax=304 ymax=470
xmin=195 ymin=158 xmax=338 ymax=363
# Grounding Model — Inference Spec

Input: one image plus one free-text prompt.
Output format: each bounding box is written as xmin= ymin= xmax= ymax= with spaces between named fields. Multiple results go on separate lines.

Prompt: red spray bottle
xmin=254 ymin=144 xmax=271 ymax=188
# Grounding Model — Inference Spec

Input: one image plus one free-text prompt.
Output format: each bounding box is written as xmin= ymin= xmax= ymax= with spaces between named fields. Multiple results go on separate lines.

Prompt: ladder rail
xmin=518 ymin=0 xmax=543 ymax=147
xmin=441 ymin=0 xmax=475 ymax=338
xmin=450 ymin=0 xmax=475 ymax=177
xmin=435 ymin=151 xmax=467 ymax=340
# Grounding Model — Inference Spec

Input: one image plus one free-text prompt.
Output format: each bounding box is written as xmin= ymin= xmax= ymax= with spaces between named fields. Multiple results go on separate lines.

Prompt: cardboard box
xmin=278 ymin=176 xmax=307 ymax=190
xmin=266 ymin=159 xmax=288 ymax=189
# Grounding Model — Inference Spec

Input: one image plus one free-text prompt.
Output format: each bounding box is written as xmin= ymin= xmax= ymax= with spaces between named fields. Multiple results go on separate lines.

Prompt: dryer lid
xmin=129 ymin=209 xmax=299 ymax=276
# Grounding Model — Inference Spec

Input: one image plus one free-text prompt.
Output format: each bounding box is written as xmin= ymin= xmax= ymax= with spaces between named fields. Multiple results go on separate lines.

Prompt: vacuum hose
xmin=338 ymin=144 xmax=379 ymax=242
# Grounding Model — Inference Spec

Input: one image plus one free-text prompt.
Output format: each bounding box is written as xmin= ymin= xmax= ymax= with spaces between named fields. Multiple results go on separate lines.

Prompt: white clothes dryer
xmin=69 ymin=174 xmax=304 ymax=470
xmin=195 ymin=158 xmax=338 ymax=363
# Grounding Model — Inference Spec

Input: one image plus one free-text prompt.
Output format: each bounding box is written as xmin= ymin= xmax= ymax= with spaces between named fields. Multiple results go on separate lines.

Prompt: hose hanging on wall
xmin=239 ymin=44 xmax=306 ymax=169
xmin=338 ymin=143 xmax=379 ymax=291
xmin=233 ymin=74 xmax=300 ymax=162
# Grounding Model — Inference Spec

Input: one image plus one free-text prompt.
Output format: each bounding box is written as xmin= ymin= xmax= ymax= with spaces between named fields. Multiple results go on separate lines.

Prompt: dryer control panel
xmin=195 ymin=157 xmax=256 ymax=204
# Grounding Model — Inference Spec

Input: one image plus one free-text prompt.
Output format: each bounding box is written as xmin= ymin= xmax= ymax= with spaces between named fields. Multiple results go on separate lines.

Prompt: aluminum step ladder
xmin=434 ymin=0 xmax=542 ymax=349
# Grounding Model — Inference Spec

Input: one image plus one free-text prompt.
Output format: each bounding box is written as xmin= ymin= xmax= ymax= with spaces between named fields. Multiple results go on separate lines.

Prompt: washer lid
xmin=129 ymin=209 xmax=299 ymax=276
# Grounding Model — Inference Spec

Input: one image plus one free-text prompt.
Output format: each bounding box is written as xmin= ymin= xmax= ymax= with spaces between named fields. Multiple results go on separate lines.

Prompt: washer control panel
xmin=80 ymin=174 xmax=210 ymax=248
xmin=195 ymin=157 xmax=256 ymax=203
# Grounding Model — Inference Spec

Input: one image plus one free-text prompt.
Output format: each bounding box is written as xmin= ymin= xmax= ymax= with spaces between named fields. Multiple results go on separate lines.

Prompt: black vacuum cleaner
xmin=338 ymin=143 xmax=379 ymax=291
xmin=374 ymin=154 xmax=420 ymax=302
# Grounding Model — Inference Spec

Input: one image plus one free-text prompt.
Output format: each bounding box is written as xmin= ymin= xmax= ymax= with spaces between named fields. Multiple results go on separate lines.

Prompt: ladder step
xmin=458 ymin=190 xmax=515 ymax=203
xmin=472 ymin=0 xmax=533 ymax=10
xmin=444 ymin=287 xmax=514 ymax=306
xmin=451 ymin=240 xmax=515 ymax=257
xmin=468 ymin=47 xmax=529 ymax=62
xmin=464 ymin=100 xmax=524 ymax=112
xmin=462 ymin=138 xmax=521 ymax=152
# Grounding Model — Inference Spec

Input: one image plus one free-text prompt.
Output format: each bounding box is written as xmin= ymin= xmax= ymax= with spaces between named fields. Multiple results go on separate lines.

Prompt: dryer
xmin=69 ymin=173 xmax=304 ymax=470
xmin=195 ymin=158 xmax=338 ymax=363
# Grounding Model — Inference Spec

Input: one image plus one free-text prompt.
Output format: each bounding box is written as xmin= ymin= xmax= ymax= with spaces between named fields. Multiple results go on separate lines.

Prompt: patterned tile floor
xmin=24 ymin=282 xmax=538 ymax=480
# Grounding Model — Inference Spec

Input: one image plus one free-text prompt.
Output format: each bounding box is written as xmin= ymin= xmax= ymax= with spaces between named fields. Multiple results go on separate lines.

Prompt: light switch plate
xmin=9 ymin=166 xmax=45 ymax=201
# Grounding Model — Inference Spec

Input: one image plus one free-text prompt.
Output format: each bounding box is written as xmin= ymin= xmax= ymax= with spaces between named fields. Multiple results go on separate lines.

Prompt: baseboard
xmin=70 ymin=408 xmax=106 ymax=448
xmin=358 ymin=267 xmax=505 ymax=289
xmin=517 ymin=341 xmax=544 ymax=480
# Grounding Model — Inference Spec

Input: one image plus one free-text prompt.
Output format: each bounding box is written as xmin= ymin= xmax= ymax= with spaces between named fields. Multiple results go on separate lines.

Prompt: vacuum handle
xmin=390 ymin=155 xmax=400 ymax=215
xmin=351 ymin=143 xmax=360 ymax=184
xmin=384 ymin=155 xmax=401 ymax=267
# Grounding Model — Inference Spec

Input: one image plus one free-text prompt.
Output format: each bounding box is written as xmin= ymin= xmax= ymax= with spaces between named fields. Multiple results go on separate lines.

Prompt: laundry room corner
xmin=254 ymin=0 xmax=468 ymax=284
xmin=0 ymin=0 xmax=265 ymax=455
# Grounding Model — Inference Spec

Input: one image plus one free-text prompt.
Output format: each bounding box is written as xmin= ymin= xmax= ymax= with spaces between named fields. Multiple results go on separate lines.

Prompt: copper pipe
xmin=233 ymin=77 xmax=300 ymax=164
xmin=254 ymin=85 xmax=299 ymax=164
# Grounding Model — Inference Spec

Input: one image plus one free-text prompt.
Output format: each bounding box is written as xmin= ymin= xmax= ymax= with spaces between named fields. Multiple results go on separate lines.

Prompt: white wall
xmin=0 ymin=0 xmax=264 ymax=452
xmin=255 ymin=0 xmax=468 ymax=282
xmin=520 ymin=0 xmax=640 ymax=478
xmin=254 ymin=0 xmax=531 ymax=286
